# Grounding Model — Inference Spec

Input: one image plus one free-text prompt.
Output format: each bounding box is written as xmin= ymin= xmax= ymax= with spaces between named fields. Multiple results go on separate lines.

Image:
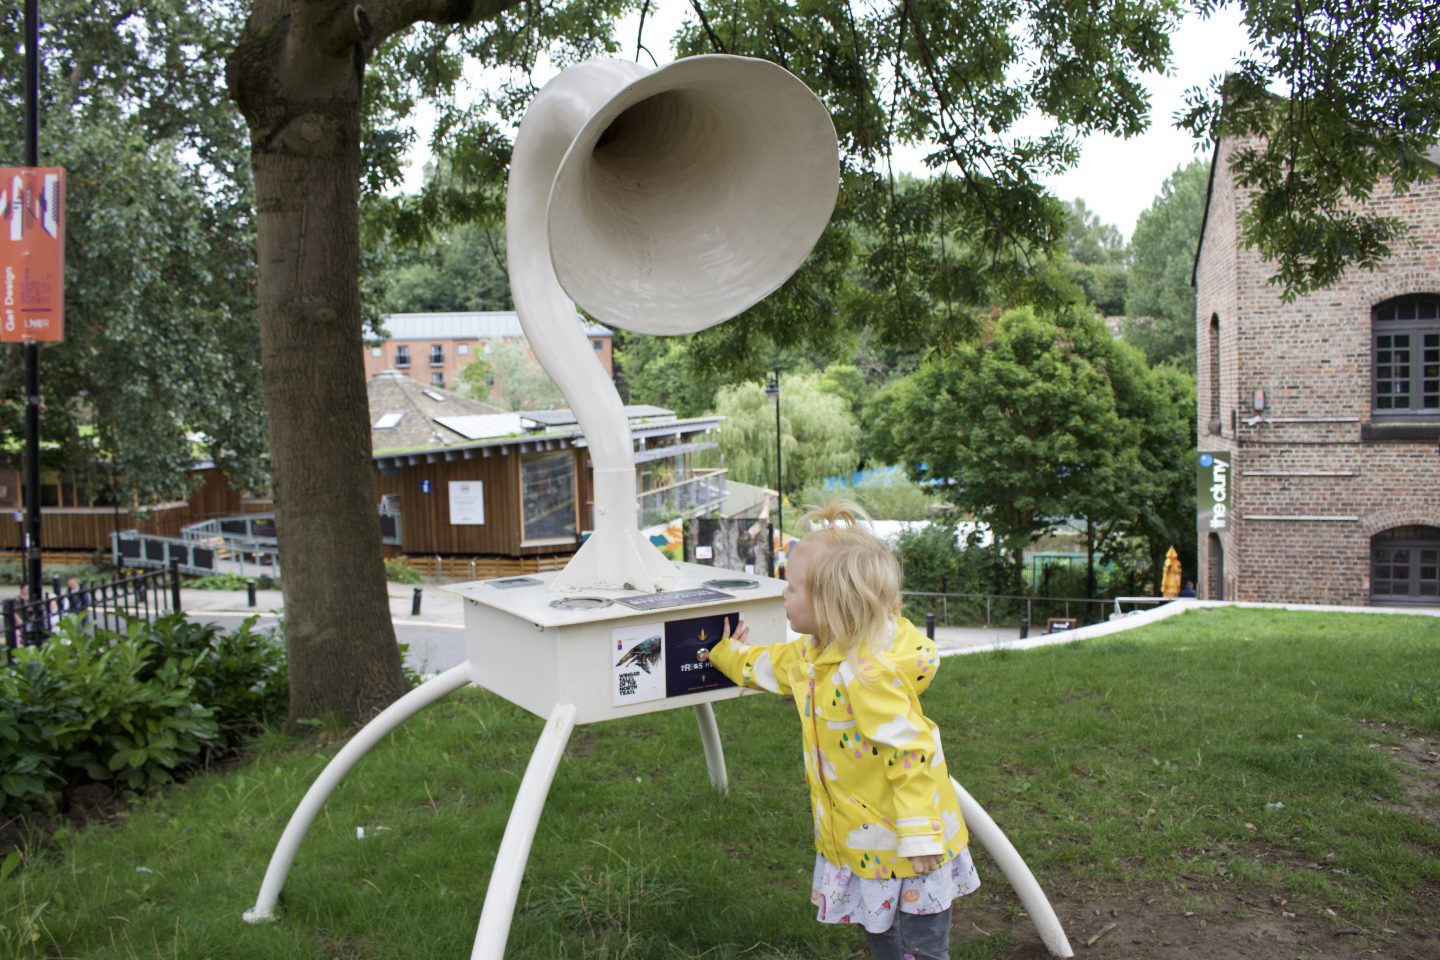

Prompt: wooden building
xmin=368 ymin=373 xmax=726 ymax=559
xmin=0 ymin=462 xmax=256 ymax=552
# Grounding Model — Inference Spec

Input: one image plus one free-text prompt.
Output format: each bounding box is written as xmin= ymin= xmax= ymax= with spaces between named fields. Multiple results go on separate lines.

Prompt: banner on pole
xmin=1 ymin=167 xmax=65 ymax=343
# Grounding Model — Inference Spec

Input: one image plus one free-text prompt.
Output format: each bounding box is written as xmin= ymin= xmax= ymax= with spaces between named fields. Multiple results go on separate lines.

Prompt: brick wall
xmin=1195 ymin=137 xmax=1440 ymax=605
xmin=363 ymin=334 xmax=615 ymax=393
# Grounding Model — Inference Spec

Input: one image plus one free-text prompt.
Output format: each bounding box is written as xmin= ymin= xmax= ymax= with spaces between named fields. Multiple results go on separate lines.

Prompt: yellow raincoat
xmin=711 ymin=617 xmax=968 ymax=880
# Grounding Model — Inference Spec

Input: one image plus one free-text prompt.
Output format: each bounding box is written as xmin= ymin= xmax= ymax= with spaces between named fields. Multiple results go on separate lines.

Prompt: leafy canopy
xmin=1180 ymin=0 xmax=1440 ymax=299
xmin=1124 ymin=159 xmax=1209 ymax=368
xmin=0 ymin=1 xmax=266 ymax=501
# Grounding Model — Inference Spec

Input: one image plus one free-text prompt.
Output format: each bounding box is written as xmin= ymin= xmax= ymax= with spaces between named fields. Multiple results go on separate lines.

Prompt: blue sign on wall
xmin=420 ymin=479 xmax=432 ymax=494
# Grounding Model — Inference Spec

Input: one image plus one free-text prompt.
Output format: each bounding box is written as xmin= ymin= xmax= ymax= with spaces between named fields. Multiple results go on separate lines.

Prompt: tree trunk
xmin=228 ymin=4 xmax=406 ymax=725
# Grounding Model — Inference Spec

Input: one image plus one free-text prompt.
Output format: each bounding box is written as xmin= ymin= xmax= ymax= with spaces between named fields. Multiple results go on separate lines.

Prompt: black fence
xmin=4 ymin=559 xmax=184 ymax=655
xmin=900 ymin=590 xmax=1118 ymax=630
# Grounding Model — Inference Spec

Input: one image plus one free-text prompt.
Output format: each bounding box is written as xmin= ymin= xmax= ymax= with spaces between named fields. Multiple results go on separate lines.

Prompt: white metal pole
xmin=471 ymin=703 xmax=577 ymax=959
xmin=243 ymin=663 xmax=473 ymax=924
xmin=950 ymin=777 xmax=1074 ymax=957
xmin=692 ymin=702 xmax=728 ymax=794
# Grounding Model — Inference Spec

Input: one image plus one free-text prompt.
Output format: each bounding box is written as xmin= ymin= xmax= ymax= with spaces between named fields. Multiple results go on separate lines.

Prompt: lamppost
xmin=764 ymin=364 xmax=783 ymax=577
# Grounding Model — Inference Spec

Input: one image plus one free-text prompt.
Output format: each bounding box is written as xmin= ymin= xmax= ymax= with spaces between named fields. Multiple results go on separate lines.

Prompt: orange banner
xmin=1 ymin=167 xmax=66 ymax=343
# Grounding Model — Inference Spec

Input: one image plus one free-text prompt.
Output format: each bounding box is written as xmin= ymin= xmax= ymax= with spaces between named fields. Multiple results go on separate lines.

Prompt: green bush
xmin=384 ymin=558 xmax=422 ymax=584
xmin=185 ymin=573 xmax=253 ymax=591
xmin=0 ymin=614 xmax=287 ymax=814
xmin=894 ymin=521 xmax=1013 ymax=624
xmin=136 ymin=615 xmax=288 ymax=740
xmin=0 ymin=559 xmax=109 ymax=587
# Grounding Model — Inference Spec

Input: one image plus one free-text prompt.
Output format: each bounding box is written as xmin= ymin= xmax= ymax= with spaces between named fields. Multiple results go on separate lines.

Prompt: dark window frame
xmin=1371 ymin=525 xmax=1440 ymax=604
xmin=395 ymin=344 xmax=411 ymax=368
xmin=1372 ymin=295 xmax=1440 ymax=420
xmin=430 ymin=343 xmax=445 ymax=366
xmin=518 ymin=450 xmax=578 ymax=546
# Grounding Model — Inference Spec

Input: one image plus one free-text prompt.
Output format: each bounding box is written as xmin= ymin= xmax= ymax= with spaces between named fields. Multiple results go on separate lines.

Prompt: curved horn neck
xmin=507 ymin=60 xmax=675 ymax=592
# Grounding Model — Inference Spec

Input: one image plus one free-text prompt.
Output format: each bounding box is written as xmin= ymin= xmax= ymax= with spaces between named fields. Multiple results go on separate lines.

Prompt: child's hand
xmin=907 ymin=854 xmax=943 ymax=874
xmin=722 ymin=615 xmax=749 ymax=646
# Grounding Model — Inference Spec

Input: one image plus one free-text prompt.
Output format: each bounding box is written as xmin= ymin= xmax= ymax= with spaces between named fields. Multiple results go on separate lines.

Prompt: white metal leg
xmin=692 ymin=702 xmax=728 ymax=794
xmin=951 ymin=777 xmax=1074 ymax=957
xmin=243 ymin=663 xmax=473 ymax=924
xmin=471 ymin=702 xmax=577 ymax=960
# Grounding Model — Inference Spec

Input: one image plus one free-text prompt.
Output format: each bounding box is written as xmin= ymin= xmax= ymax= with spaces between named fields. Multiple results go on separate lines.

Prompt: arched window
xmin=1371 ymin=525 xmax=1440 ymax=603
xmin=1208 ymin=314 xmax=1221 ymax=430
xmin=1372 ymin=296 xmax=1440 ymax=418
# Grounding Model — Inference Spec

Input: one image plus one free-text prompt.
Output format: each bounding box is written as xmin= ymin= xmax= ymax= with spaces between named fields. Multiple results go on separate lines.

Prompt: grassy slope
xmin=3 ymin=607 xmax=1438 ymax=958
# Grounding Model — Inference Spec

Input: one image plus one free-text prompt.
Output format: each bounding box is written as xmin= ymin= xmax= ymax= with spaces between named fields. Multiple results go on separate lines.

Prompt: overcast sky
xmin=401 ymin=6 xmax=1253 ymax=242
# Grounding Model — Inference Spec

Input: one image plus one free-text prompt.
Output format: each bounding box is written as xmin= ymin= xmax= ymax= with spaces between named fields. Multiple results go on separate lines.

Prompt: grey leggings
xmin=864 ymin=908 xmax=951 ymax=960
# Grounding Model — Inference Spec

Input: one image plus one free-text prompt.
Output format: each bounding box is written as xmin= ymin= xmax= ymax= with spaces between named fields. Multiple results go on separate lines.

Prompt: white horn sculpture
xmin=507 ymin=54 xmax=839 ymax=592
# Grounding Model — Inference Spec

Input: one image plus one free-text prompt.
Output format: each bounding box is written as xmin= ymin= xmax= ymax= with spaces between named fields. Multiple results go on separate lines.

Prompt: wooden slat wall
xmin=388 ymin=448 xmax=589 ymax=557
xmin=187 ymin=467 xmax=245 ymax=518
xmin=395 ymin=554 xmax=570 ymax=581
xmin=0 ymin=503 xmax=192 ymax=549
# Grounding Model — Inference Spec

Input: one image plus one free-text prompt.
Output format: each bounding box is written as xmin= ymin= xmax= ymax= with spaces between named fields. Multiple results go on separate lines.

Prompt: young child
xmin=710 ymin=500 xmax=979 ymax=960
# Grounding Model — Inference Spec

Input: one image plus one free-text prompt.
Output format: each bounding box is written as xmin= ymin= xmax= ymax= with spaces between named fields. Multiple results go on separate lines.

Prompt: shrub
xmin=894 ymin=522 xmax=1012 ymax=625
xmin=0 ymin=560 xmax=108 ymax=587
xmin=0 ymin=614 xmax=287 ymax=814
xmin=186 ymin=573 xmax=254 ymax=591
xmin=384 ymin=558 xmax=422 ymax=584
xmin=138 ymin=615 xmax=288 ymax=740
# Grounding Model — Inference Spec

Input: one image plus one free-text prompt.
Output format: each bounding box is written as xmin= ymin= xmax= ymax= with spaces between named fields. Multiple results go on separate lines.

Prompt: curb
xmin=941 ymin=597 xmax=1440 ymax=658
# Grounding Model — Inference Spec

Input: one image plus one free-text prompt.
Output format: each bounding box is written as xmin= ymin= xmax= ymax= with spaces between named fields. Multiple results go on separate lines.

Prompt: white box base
xmin=448 ymin=561 xmax=787 ymax=725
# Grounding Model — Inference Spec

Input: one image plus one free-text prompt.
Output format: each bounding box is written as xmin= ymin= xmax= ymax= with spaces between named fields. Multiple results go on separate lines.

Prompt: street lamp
xmin=764 ymin=364 xmax=783 ymax=577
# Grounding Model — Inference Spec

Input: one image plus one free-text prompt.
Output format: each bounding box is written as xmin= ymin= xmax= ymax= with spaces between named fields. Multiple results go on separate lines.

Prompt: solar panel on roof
xmin=434 ymin=413 xmax=527 ymax=440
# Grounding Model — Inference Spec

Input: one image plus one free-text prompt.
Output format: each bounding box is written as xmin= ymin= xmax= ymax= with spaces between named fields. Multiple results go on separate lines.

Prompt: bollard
xmin=1018 ymin=617 xmax=1029 ymax=640
xmin=247 ymin=581 xmax=257 ymax=608
xmin=925 ymin=611 xmax=935 ymax=640
xmin=411 ymin=587 xmax=423 ymax=616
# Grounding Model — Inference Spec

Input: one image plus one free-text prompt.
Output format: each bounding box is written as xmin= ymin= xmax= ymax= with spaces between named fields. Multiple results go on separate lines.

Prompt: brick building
xmin=1194 ymin=139 xmax=1440 ymax=604
xmin=363 ymin=311 xmax=613 ymax=393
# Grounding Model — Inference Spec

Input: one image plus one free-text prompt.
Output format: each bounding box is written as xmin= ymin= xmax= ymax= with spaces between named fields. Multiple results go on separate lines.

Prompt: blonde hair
xmin=794 ymin=499 xmax=901 ymax=658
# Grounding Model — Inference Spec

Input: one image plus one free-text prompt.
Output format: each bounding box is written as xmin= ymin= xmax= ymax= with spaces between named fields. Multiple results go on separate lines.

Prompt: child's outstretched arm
xmin=708 ymin=615 xmax=802 ymax=696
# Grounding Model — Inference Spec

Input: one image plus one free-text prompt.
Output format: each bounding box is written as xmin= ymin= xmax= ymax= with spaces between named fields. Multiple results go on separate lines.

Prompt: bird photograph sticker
xmin=612 ymin=623 xmax=666 ymax=707
xmin=664 ymin=612 xmax=738 ymax=698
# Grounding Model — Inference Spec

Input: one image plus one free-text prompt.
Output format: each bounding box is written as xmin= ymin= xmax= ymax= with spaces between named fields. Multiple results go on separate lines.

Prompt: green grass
xmin=3 ymin=607 xmax=1438 ymax=958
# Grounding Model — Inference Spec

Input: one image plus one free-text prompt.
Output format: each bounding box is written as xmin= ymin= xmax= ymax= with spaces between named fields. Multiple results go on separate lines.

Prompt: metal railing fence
xmin=638 ymin=468 xmax=728 ymax=525
xmin=4 ymin=559 xmax=184 ymax=656
xmin=901 ymin=590 xmax=1150 ymax=630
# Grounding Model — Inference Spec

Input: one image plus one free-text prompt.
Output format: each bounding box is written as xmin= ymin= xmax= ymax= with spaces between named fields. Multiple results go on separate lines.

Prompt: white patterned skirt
xmin=810 ymin=849 xmax=980 ymax=934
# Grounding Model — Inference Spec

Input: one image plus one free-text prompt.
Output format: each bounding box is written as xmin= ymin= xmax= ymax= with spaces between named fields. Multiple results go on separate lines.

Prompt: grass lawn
xmin=3 ymin=607 xmax=1438 ymax=959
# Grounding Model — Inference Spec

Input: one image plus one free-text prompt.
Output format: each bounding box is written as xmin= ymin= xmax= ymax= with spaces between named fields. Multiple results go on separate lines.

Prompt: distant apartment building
xmin=1194 ymin=139 xmax=1440 ymax=605
xmin=363 ymin=311 xmax=614 ymax=391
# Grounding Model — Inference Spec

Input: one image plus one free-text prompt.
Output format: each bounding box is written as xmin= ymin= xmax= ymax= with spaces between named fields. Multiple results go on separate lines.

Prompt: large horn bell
xmin=548 ymin=55 xmax=840 ymax=335
xmin=507 ymin=55 xmax=838 ymax=592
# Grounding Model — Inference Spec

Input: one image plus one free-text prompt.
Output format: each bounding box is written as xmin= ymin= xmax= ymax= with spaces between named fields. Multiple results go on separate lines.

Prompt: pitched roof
xmin=368 ymin=372 xmax=508 ymax=451
xmin=377 ymin=311 xmax=612 ymax=341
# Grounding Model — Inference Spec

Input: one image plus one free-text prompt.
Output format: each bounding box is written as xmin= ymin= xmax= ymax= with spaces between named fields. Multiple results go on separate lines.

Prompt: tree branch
xmin=686 ymin=0 xmax=728 ymax=54
xmin=340 ymin=0 xmax=526 ymax=54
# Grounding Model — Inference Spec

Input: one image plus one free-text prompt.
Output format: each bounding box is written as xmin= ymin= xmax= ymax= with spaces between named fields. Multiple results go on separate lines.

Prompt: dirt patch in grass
xmin=950 ymin=872 xmax=1440 ymax=959
xmin=1360 ymin=724 xmax=1440 ymax=825
xmin=0 ymin=783 xmax=130 ymax=857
